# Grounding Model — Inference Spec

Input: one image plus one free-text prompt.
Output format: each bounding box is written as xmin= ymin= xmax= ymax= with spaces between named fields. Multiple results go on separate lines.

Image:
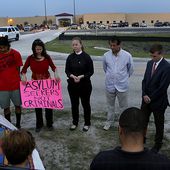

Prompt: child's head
xmin=1 ymin=129 xmax=35 ymax=166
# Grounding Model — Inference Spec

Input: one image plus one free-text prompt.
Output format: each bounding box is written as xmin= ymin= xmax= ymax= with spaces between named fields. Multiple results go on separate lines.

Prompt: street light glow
xmin=8 ymin=18 xmax=13 ymax=25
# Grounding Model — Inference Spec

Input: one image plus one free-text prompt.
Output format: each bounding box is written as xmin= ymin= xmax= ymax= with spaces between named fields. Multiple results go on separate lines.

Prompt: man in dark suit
xmin=141 ymin=44 xmax=170 ymax=153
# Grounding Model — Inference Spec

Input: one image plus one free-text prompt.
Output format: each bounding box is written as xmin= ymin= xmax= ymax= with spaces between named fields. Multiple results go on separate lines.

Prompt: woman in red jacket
xmin=21 ymin=39 xmax=60 ymax=132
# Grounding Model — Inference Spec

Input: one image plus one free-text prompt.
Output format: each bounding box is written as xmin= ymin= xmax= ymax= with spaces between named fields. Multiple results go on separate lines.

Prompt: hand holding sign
xmin=21 ymin=73 xmax=27 ymax=85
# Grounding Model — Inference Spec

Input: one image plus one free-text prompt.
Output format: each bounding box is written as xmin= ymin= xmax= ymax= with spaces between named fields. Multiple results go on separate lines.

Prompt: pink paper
xmin=20 ymin=79 xmax=63 ymax=109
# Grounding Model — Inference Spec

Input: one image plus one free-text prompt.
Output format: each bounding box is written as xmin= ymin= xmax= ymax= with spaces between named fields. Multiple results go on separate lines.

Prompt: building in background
xmin=82 ymin=13 xmax=170 ymax=26
xmin=0 ymin=13 xmax=170 ymax=27
xmin=55 ymin=13 xmax=73 ymax=27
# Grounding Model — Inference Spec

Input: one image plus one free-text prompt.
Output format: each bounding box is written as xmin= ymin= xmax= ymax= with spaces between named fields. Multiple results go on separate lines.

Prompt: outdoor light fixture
xmin=73 ymin=0 xmax=76 ymax=23
xmin=44 ymin=0 xmax=47 ymax=25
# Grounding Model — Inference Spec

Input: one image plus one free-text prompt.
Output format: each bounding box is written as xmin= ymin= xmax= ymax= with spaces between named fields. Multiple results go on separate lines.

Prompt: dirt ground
xmin=7 ymin=107 xmax=170 ymax=170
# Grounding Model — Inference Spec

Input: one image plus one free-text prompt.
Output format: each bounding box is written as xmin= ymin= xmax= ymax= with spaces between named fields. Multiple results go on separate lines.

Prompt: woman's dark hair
xmin=32 ymin=39 xmax=48 ymax=58
xmin=72 ymin=36 xmax=84 ymax=51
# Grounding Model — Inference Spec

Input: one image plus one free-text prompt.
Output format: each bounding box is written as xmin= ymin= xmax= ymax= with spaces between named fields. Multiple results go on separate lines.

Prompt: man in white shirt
xmin=103 ymin=36 xmax=134 ymax=130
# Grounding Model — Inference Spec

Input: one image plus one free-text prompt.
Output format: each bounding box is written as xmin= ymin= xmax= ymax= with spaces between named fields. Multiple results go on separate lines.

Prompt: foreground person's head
xmin=1 ymin=129 xmax=35 ymax=168
xmin=119 ymin=107 xmax=147 ymax=151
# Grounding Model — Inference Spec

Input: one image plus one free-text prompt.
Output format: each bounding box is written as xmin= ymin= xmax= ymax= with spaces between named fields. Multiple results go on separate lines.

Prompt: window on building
xmin=107 ymin=21 xmax=109 ymax=24
xmin=113 ymin=21 xmax=116 ymax=23
xmin=100 ymin=21 xmax=102 ymax=24
xmin=87 ymin=21 xmax=89 ymax=24
xmin=142 ymin=20 xmax=145 ymax=23
xmin=93 ymin=21 xmax=96 ymax=24
xmin=151 ymin=20 xmax=154 ymax=23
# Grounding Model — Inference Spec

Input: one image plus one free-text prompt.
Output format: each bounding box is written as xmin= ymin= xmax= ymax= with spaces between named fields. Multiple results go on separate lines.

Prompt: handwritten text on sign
xmin=20 ymin=79 xmax=63 ymax=109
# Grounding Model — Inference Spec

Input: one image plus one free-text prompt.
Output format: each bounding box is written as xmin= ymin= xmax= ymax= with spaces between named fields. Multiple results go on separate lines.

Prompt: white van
xmin=0 ymin=26 xmax=20 ymax=41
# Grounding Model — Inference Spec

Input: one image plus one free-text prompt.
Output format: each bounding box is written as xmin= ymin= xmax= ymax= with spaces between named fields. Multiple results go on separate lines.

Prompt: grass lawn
xmin=45 ymin=38 xmax=170 ymax=58
xmin=45 ymin=38 xmax=107 ymax=56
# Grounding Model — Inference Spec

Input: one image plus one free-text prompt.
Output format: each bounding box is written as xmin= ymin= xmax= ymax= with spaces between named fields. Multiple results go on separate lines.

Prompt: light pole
xmin=44 ymin=0 xmax=47 ymax=25
xmin=73 ymin=0 xmax=76 ymax=24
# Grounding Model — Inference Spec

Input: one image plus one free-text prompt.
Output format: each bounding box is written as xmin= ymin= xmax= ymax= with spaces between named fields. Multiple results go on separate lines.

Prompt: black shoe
xmin=35 ymin=127 xmax=42 ymax=133
xmin=4 ymin=113 xmax=11 ymax=122
xmin=35 ymin=128 xmax=41 ymax=133
xmin=70 ymin=125 xmax=77 ymax=131
xmin=16 ymin=124 xmax=21 ymax=129
xmin=151 ymin=144 xmax=162 ymax=153
xmin=143 ymin=137 xmax=147 ymax=144
xmin=47 ymin=126 xmax=54 ymax=131
xmin=83 ymin=125 xmax=90 ymax=132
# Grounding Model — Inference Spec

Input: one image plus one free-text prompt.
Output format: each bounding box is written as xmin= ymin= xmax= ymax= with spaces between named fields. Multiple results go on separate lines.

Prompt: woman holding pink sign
xmin=21 ymin=39 xmax=60 ymax=132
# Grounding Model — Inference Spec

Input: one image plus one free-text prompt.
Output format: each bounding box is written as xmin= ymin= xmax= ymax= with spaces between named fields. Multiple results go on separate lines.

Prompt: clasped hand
xmin=70 ymin=74 xmax=84 ymax=83
xmin=143 ymin=95 xmax=151 ymax=104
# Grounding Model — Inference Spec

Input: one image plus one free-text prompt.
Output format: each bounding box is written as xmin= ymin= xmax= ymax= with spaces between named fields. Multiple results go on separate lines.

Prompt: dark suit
xmin=141 ymin=58 xmax=170 ymax=146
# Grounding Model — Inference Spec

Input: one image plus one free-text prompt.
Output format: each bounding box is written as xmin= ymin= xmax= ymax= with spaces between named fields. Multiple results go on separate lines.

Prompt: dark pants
xmin=141 ymin=103 xmax=165 ymax=145
xmin=68 ymin=81 xmax=92 ymax=126
xmin=4 ymin=106 xmax=21 ymax=128
xmin=35 ymin=108 xmax=53 ymax=128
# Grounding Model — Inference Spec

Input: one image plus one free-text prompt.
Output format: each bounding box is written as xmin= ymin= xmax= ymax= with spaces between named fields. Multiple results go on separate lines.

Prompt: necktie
xmin=151 ymin=62 xmax=156 ymax=77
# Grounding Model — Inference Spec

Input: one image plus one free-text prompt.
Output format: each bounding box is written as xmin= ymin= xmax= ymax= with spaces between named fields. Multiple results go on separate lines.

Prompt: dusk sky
xmin=1 ymin=0 xmax=170 ymax=17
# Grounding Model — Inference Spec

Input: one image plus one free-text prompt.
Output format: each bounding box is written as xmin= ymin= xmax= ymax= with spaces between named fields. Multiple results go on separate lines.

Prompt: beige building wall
xmin=126 ymin=13 xmax=170 ymax=26
xmin=82 ymin=13 xmax=170 ymax=26
xmin=0 ymin=16 xmax=55 ymax=26
xmin=83 ymin=13 xmax=126 ymax=25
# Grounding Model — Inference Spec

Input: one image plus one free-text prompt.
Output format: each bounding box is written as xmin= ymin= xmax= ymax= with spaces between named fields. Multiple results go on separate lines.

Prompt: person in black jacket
xmin=65 ymin=37 xmax=94 ymax=132
xmin=90 ymin=107 xmax=170 ymax=170
xmin=141 ymin=44 xmax=170 ymax=153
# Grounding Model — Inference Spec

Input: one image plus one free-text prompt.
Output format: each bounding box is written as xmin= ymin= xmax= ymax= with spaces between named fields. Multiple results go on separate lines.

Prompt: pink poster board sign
xmin=20 ymin=79 xmax=64 ymax=109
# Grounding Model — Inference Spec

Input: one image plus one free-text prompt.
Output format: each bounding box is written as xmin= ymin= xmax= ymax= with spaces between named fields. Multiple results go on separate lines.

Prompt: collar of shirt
xmin=112 ymin=48 xmax=122 ymax=57
xmin=75 ymin=51 xmax=83 ymax=55
xmin=155 ymin=57 xmax=163 ymax=69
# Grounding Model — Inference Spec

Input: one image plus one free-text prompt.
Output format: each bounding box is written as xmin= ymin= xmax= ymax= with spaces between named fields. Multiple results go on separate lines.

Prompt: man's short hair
xmin=119 ymin=107 xmax=147 ymax=134
xmin=109 ymin=36 xmax=121 ymax=45
xmin=150 ymin=44 xmax=163 ymax=54
xmin=0 ymin=37 xmax=10 ymax=48
xmin=1 ymin=129 xmax=35 ymax=165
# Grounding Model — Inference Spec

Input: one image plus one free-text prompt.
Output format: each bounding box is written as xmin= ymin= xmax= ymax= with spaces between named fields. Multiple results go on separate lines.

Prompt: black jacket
xmin=90 ymin=146 xmax=170 ymax=170
xmin=65 ymin=51 xmax=94 ymax=84
xmin=142 ymin=58 xmax=170 ymax=111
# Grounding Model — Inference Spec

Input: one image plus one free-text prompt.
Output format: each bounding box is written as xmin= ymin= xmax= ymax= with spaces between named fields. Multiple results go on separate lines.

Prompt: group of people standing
xmin=102 ymin=36 xmax=170 ymax=154
xmin=0 ymin=37 xmax=60 ymax=133
xmin=0 ymin=36 xmax=94 ymax=134
xmin=90 ymin=36 xmax=170 ymax=170
xmin=0 ymin=35 xmax=170 ymax=154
